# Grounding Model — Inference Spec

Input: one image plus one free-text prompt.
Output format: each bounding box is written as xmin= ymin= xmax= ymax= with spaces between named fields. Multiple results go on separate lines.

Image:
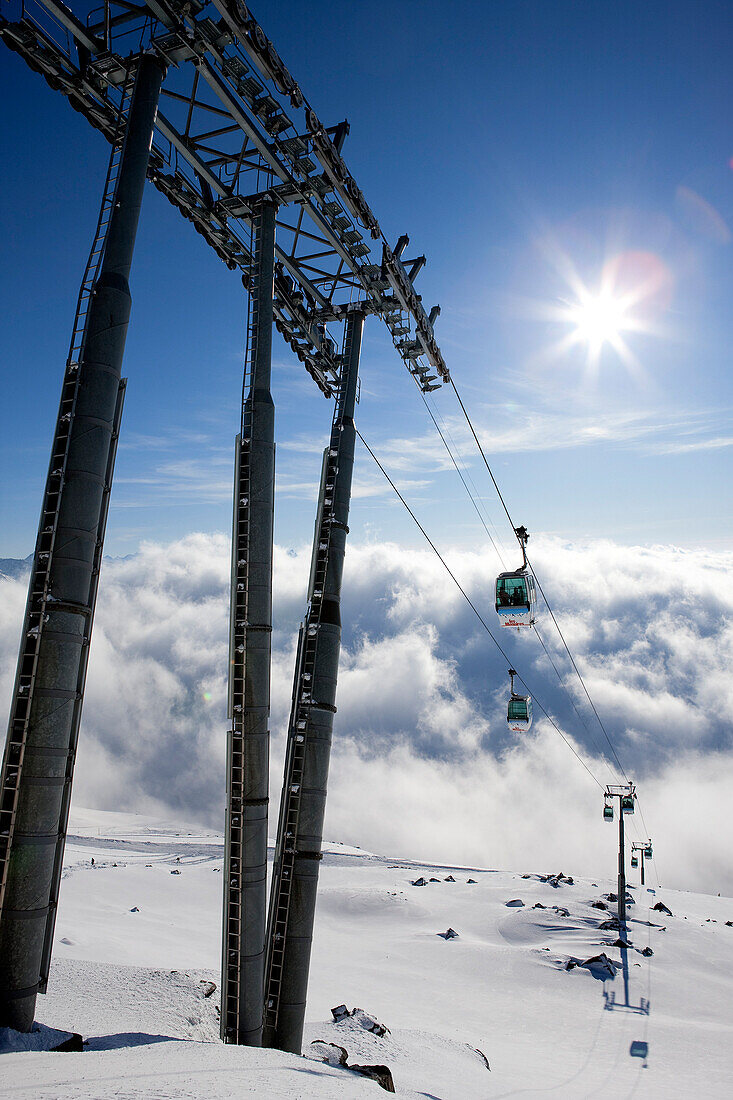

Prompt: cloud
xmin=358 ymin=382 xmax=733 ymax=475
xmin=650 ymin=435 xmax=733 ymax=456
xmin=1 ymin=533 xmax=732 ymax=895
xmin=371 ymin=406 xmax=681 ymax=462
xmin=274 ymin=470 xmax=432 ymax=504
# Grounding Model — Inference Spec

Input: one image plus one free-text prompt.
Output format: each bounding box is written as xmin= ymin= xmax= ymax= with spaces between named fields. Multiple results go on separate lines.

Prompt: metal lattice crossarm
xmin=1 ymin=0 xmax=450 ymax=395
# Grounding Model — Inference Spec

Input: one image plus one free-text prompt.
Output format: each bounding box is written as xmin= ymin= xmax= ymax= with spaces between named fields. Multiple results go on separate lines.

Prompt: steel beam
xmin=263 ymin=310 xmax=364 ymax=1054
xmin=222 ymin=197 xmax=277 ymax=1046
xmin=0 ymin=53 xmax=164 ymax=1033
xmin=2 ymin=4 xmax=449 ymax=391
xmin=37 ymin=0 xmax=106 ymax=55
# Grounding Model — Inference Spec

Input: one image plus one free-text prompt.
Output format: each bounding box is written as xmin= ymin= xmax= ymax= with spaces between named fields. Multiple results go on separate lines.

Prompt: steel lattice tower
xmin=0 ymin=0 xmax=448 ymax=1048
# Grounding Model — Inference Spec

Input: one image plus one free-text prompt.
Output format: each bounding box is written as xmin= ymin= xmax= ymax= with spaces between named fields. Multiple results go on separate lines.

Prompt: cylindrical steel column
xmin=222 ymin=198 xmax=276 ymax=1046
xmin=0 ymin=54 xmax=164 ymax=1032
xmin=266 ymin=311 xmax=363 ymax=1054
xmin=617 ymin=803 xmax=627 ymax=927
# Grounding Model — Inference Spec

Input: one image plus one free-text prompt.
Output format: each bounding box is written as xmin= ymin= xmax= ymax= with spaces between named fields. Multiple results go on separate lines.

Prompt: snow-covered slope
xmin=1 ymin=808 xmax=731 ymax=1098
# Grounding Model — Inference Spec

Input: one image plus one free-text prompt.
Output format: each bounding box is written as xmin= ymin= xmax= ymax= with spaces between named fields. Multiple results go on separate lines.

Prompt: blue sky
xmin=1 ymin=0 xmax=731 ymax=559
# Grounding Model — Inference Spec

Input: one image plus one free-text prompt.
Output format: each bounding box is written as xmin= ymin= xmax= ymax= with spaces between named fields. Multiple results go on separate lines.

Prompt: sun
xmin=565 ymin=287 xmax=632 ymax=358
xmin=525 ymin=241 xmax=674 ymax=379
xmin=547 ymin=249 xmax=674 ymax=378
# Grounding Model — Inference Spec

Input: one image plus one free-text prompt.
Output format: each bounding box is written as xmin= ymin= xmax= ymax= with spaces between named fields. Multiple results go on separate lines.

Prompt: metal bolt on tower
xmin=222 ymin=197 xmax=277 ymax=1046
xmin=263 ymin=309 xmax=364 ymax=1054
xmin=0 ymin=53 xmax=165 ymax=1032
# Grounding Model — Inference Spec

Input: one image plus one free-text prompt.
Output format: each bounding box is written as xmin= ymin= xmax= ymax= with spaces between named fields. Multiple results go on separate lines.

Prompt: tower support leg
xmin=221 ymin=198 xmax=277 ymax=1046
xmin=0 ymin=54 xmax=164 ymax=1033
xmin=263 ymin=310 xmax=364 ymax=1054
xmin=617 ymin=804 xmax=627 ymax=927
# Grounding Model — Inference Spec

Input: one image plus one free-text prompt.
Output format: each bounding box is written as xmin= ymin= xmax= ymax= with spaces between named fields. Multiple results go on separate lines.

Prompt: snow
xmin=1 ymin=808 xmax=732 ymax=1097
xmin=0 ymin=1022 xmax=76 ymax=1054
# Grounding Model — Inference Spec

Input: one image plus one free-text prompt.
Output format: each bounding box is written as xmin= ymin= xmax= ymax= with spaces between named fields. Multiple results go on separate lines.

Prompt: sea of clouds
xmin=1 ymin=533 xmax=731 ymax=895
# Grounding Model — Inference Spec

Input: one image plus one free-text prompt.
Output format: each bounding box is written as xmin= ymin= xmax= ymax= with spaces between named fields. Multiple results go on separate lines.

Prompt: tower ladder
xmin=0 ymin=64 xmax=137 ymax=919
xmin=263 ymin=358 xmax=346 ymax=1034
xmin=221 ymin=215 xmax=259 ymax=1041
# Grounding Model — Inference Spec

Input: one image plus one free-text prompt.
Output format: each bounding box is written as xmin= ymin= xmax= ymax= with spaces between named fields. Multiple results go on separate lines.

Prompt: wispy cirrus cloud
xmin=115 ymin=427 xmax=235 ymax=508
xmin=115 ymin=462 xmax=233 ymax=507
xmin=281 ymin=428 xmax=459 ymax=475
xmin=360 ymin=387 xmax=733 ymax=471
xmin=649 ymin=435 xmax=733 ymax=456
xmin=473 ymin=404 xmax=733 ymax=456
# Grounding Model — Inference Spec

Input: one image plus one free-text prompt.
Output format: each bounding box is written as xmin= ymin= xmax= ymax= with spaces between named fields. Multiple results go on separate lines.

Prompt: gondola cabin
xmin=603 ymin=800 xmax=614 ymax=822
xmin=631 ymin=855 xmax=639 ymax=869
xmin=644 ymin=844 xmax=653 ymax=860
xmin=507 ymin=694 xmax=533 ymax=733
xmin=621 ymin=794 xmax=635 ymax=814
xmin=495 ymin=570 xmax=537 ymax=628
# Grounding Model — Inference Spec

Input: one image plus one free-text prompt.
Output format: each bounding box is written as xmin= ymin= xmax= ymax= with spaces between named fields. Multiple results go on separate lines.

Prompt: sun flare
xmin=566 ymin=288 xmax=631 ymax=356
xmin=528 ymin=243 xmax=674 ymax=379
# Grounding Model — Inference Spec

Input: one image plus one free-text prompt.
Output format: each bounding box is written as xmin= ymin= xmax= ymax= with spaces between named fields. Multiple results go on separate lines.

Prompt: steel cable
xmin=449 ymin=377 xmax=630 ymax=778
xmin=356 ymin=429 xmax=605 ymax=791
xmin=446 ymin=376 xmax=658 ymax=855
xmin=533 ymin=623 xmax=619 ymax=785
xmin=417 ymin=387 xmax=508 ymax=569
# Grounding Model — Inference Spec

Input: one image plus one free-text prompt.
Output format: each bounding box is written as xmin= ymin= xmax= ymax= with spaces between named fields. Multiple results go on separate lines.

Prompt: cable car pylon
xmin=631 ymin=839 xmax=653 ymax=885
xmin=603 ymin=783 xmax=636 ymax=926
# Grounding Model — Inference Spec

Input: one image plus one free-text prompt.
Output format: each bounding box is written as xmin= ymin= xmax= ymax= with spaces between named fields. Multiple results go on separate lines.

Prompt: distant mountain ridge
xmin=0 ymin=555 xmax=32 ymax=580
xmin=0 ymin=553 xmax=135 ymax=581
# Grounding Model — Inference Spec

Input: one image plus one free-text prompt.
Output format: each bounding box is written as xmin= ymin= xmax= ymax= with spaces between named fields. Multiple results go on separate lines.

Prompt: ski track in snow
xmin=1 ymin=807 xmax=732 ymax=1098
